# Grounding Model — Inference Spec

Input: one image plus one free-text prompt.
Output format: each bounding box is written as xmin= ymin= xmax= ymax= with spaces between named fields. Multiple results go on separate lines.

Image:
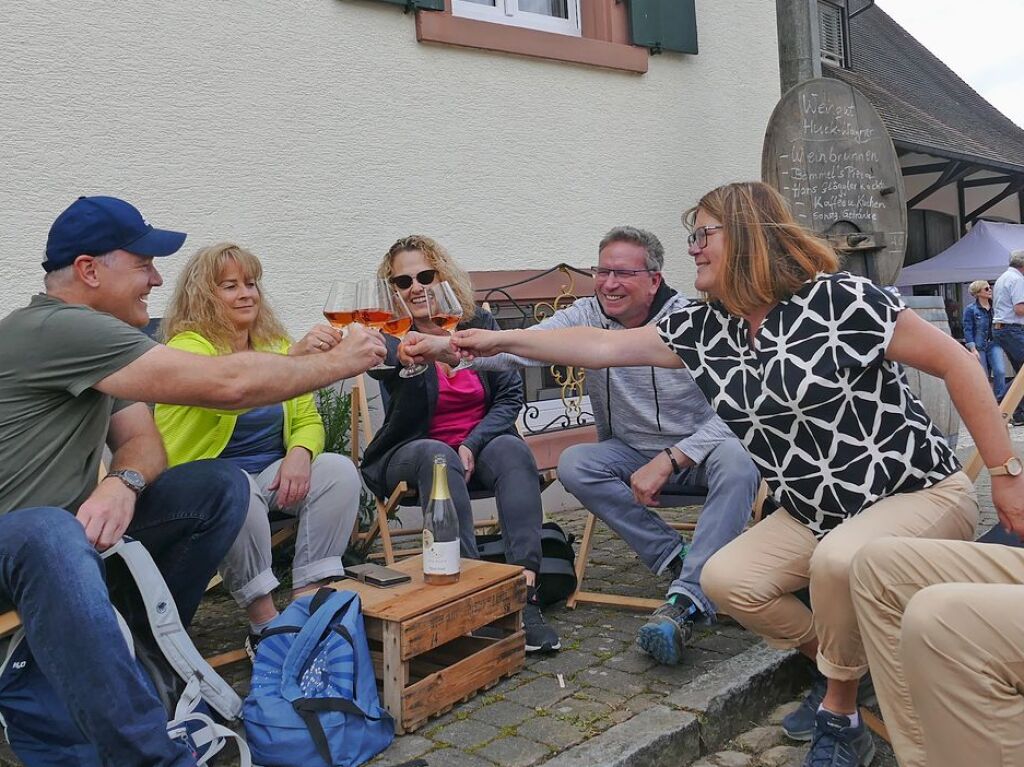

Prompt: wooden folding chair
xmin=566 ymin=479 xmax=770 ymax=611
xmin=347 ymin=374 xmax=557 ymax=564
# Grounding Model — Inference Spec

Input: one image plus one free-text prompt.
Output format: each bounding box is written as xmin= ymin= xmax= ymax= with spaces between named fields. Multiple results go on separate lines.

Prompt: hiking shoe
xmin=803 ymin=709 xmax=876 ymax=767
xmin=783 ymin=672 xmax=877 ymax=741
xmin=523 ymin=601 xmax=560 ymax=653
xmin=244 ymin=632 xmax=263 ymax=662
xmin=636 ymin=598 xmax=698 ymax=666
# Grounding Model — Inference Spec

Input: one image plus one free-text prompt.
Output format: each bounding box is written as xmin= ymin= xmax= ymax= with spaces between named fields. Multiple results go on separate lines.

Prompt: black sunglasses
xmin=389 ymin=269 xmax=437 ymax=290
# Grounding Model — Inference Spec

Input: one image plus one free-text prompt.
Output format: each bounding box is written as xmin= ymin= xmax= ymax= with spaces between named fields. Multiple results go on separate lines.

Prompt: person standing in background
xmin=963 ymin=279 xmax=1006 ymax=400
xmin=991 ymin=250 xmax=1024 ymax=424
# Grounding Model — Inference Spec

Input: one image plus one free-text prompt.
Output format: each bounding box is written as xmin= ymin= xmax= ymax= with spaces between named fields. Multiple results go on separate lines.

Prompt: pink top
xmin=427 ymin=364 xmax=487 ymax=448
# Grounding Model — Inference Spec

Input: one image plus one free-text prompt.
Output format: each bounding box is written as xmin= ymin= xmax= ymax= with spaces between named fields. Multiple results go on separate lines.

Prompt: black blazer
xmin=360 ymin=308 xmax=525 ymax=499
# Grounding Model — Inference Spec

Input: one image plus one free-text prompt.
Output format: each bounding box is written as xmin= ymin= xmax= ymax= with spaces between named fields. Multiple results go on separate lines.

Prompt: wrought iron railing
xmin=475 ymin=264 xmax=594 ymax=434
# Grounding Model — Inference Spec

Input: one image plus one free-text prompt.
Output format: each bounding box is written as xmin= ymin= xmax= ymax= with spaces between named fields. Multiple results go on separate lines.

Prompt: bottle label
xmin=422 ymin=533 xmax=460 ymax=575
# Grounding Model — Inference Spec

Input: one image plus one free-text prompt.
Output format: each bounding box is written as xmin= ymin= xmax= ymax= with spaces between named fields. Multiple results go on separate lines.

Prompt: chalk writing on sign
xmin=775 ymin=89 xmax=889 ymax=228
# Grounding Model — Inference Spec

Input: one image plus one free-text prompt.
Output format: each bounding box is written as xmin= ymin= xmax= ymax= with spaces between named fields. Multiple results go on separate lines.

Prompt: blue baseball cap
xmin=43 ymin=196 xmax=187 ymax=273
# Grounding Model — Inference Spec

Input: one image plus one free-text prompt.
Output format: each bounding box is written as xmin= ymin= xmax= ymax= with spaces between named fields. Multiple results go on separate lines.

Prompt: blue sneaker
xmin=803 ymin=710 xmax=875 ymax=766
xmin=783 ymin=672 xmax=877 ymax=741
xmin=636 ymin=597 xmax=698 ymax=665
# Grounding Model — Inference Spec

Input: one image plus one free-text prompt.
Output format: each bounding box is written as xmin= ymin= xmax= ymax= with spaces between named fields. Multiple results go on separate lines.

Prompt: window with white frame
xmin=452 ymin=0 xmax=581 ymax=37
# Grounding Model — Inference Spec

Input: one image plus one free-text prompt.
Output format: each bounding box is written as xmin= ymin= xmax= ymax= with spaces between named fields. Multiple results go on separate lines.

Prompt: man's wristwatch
xmin=988 ymin=456 xmax=1024 ymax=477
xmin=105 ymin=469 xmax=146 ymax=495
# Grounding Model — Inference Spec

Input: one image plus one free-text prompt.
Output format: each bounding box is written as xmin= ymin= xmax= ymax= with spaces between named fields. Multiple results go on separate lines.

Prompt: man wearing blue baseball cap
xmin=0 ymin=196 xmax=386 ymax=765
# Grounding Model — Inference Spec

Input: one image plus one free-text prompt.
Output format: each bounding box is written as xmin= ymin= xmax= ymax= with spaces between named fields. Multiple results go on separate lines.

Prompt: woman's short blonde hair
xmin=968 ymin=280 xmax=990 ymax=297
xmin=684 ymin=182 xmax=840 ymax=316
xmin=377 ymin=235 xmax=477 ymax=318
xmin=160 ymin=242 xmax=288 ymax=353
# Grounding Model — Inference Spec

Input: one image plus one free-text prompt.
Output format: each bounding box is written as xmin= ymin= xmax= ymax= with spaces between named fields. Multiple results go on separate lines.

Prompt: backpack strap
xmin=280 ymin=589 xmax=359 ymax=704
xmin=103 ymin=538 xmax=243 ymax=721
xmin=169 ymin=676 xmax=253 ymax=767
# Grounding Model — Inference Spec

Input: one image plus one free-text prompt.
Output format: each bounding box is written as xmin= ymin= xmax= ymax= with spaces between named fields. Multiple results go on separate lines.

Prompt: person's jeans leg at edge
xmin=473 ymin=434 xmax=543 ymax=575
xmin=0 ymin=507 xmax=195 ymax=766
xmin=557 ymin=439 xmax=685 ymax=575
xmin=384 ymin=439 xmax=480 ymax=558
xmin=668 ymin=439 xmax=760 ymax=617
xmin=987 ymin=343 xmax=1008 ymax=400
xmin=126 ymin=459 xmax=249 ymax=627
xmin=994 ymin=327 xmax=1024 ymax=419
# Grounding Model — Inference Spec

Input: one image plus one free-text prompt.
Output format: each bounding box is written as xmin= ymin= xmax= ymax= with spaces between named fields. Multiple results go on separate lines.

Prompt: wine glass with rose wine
xmin=426 ymin=281 xmax=471 ymax=371
xmin=355 ymin=278 xmax=399 ymax=371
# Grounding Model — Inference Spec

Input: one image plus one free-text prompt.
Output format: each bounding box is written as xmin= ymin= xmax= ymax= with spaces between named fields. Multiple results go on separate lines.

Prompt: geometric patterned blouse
xmin=657 ymin=272 xmax=960 ymax=538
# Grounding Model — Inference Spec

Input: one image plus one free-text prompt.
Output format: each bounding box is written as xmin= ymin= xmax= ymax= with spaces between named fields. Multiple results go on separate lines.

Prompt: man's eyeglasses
xmin=590 ymin=266 xmax=657 ymax=280
xmin=389 ymin=269 xmax=437 ymax=290
xmin=687 ymin=225 xmax=724 ymax=249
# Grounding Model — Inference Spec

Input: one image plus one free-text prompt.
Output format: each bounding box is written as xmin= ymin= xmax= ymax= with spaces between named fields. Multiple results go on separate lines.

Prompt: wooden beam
xmin=906 ymin=161 xmax=978 ymax=209
xmin=965 ymin=181 xmax=1024 ymax=223
xmin=962 ymin=174 xmax=1015 ymax=188
xmin=957 ymin=178 xmax=967 ymax=236
xmin=902 ymin=162 xmax=951 ymax=176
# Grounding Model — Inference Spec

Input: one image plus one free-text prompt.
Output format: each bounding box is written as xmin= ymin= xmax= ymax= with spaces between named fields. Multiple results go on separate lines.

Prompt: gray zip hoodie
xmin=473 ymin=283 xmax=734 ymax=463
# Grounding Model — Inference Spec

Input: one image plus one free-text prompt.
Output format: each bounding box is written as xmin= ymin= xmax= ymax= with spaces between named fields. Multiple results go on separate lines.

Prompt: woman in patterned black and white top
xmin=452 ymin=182 xmax=1024 ymax=767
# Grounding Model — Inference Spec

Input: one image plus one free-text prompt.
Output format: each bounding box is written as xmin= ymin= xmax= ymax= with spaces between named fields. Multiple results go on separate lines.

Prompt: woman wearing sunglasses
xmin=450 ymin=182 xmax=1024 ymax=767
xmin=359 ymin=234 xmax=559 ymax=653
xmin=963 ymin=279 xmax=1006 ymax=399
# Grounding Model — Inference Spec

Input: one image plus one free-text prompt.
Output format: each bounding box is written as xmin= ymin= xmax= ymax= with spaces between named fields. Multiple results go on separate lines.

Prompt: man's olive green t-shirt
xmin=0 ymin=294 xmax=155 ymax=515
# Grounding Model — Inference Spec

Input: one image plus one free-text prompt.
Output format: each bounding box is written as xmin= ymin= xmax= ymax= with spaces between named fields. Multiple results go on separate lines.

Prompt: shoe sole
xmin=782 ymin=724 xmax=813 ymax=742
xmin=636 ymin=618 xmax=683 ymax=665
xmin=526 ymin=640 xmax=561 ymax=653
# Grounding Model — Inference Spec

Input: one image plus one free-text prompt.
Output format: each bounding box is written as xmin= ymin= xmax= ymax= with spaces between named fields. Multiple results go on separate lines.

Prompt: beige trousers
xmin=701 ymin=472 xmax=977 ymax=681
xmin=852 ymin=537 xmax=1024 ymax=767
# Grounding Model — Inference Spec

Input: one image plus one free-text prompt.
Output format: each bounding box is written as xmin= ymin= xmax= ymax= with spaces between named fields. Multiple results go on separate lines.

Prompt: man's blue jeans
xmin=0 ymin=460 xmax=247 ymax=767
xmin=993 ymin=326 xmax=1024 ymax=419
xmin=558 ymin=438 xmax=759 ymax=617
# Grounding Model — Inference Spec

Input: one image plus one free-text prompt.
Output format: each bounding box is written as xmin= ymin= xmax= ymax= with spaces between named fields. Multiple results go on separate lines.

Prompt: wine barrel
xmin=900 ymin=296 xmax=961 ymax=449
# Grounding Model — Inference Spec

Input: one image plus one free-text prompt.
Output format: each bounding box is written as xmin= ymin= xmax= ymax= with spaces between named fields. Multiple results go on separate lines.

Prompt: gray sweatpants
xmin=557 ymin=437 xmax=758 ymax=616
xmin=219 ymin=452 xmax=361 ymax=607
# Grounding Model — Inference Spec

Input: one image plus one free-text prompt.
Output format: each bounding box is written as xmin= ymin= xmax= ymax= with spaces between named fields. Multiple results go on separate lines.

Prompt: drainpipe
xmin=776 ymin=0 xmax=822 ymax=93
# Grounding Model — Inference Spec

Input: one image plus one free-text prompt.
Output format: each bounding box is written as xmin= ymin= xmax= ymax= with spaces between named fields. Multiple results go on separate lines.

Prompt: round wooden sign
xmin=762 ymin=78 xmax=907 ymax=286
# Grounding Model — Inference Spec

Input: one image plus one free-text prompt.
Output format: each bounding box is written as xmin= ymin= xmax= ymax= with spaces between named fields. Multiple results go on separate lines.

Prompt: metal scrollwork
xmin=475 ymin=264 xmax=594 ymax=434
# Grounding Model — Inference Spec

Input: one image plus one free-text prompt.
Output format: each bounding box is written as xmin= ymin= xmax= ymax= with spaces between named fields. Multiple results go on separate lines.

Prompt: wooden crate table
xmin=328 ymin=556 xmax=527 ymax=734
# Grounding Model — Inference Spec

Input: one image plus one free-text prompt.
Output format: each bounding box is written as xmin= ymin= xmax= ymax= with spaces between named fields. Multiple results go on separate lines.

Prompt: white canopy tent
xmin=896 ymin=221 xmax=1024 ymax=288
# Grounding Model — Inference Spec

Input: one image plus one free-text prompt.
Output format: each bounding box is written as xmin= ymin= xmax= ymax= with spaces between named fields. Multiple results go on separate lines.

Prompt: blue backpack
xmin=244 ymin=588 xmax=394 ymax=767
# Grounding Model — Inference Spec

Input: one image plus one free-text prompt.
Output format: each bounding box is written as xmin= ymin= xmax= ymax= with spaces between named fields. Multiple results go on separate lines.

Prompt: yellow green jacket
xmin=155 ymin=331 xmax=325 ymax=467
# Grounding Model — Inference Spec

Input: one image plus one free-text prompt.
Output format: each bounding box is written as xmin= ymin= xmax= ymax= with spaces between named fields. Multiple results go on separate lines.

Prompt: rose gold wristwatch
xmin=988 ymin=456 xmax=1024 ymax=477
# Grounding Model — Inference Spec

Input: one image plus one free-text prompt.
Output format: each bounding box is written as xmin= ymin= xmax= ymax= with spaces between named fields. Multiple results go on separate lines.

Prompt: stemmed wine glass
xmin=387 ymin=292 xmax=429 ymax=378
xmin=426 ymin=281 xmax=471 ymax=372
xmin=355 ymin=279 xmax=396 ymax=371
xmin=323 ymin=281 xmax=360 ymax=332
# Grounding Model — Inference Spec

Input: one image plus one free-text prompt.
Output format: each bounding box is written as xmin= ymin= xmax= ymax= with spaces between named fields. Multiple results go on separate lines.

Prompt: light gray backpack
xmin=0 ymin=538 xmax=252 ymax=766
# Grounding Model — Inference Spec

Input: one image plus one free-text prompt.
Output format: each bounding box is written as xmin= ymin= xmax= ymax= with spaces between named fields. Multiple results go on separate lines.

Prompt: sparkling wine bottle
xmin=423 ymin=454 xmax=461 ymax=584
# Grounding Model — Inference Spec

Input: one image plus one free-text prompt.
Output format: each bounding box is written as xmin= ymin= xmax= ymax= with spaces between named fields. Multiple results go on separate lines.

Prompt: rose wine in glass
xmin=323 ymin=281 xmax=359 ymax=330
xmin=356 ymin=279 xmax=395 ymax=371
xmin=428 ymin=281 xmax=471 ymax=371
xmin=391 ymin=292 xmax=428 ymax=378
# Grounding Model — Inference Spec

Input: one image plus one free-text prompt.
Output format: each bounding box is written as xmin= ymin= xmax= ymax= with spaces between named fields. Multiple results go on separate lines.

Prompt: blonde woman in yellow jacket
xmin=156 ymin=243 xmax=360 ymax=651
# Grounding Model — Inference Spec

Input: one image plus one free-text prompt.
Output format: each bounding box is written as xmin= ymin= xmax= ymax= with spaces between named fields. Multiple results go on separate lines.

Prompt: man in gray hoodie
xmin=402 ymin=226 xmax=760 ymax=665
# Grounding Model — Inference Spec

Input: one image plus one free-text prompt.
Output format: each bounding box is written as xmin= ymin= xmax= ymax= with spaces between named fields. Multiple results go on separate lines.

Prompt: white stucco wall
xmin=1 ymin=0 xmax=780 ymax=333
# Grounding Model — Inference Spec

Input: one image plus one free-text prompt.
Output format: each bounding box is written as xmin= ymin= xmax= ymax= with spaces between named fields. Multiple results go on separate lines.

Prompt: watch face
xmin=119 ymin=470 xmax=146 ymax=491
xmin=1009 ymin=457 xmax=1024 ymax=477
